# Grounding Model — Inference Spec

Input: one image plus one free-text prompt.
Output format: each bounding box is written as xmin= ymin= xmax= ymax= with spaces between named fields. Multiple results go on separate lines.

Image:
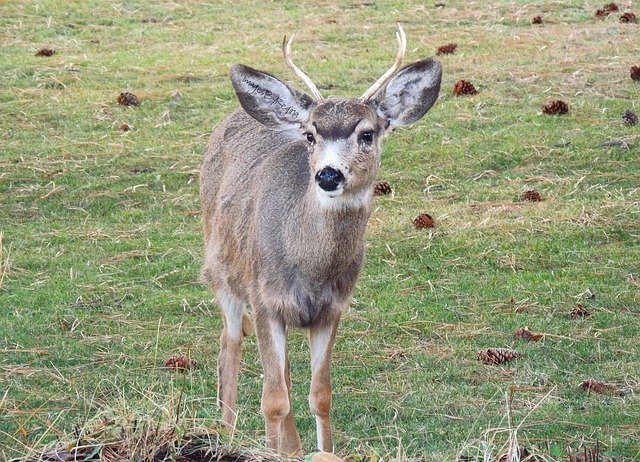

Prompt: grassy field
xmin=1 ymin=0 xmax=639 ymax=460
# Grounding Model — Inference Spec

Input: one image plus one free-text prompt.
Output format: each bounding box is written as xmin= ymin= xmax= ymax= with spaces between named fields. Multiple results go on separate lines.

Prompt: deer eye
xmin=360 ymin=131 xmax=374 ymax=143
xmin=305 ymin=132 xmax=315 ymax=144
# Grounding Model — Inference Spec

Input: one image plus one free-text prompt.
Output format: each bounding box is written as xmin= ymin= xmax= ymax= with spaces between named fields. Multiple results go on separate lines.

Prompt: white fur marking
xmin=271 ymin=321 xmax=287 ymax=370
xmin=218 ymin=290 xmax=245 ymax=341
xmin=316 ymin=187 xmax=371 ymax=211
xmin=315 ymin=415 xmax=324 ymax=450
xmin=319 ymin=141 xmax=348 ymax=174
xmin=310 ymin=326 xmax=333 ymax=373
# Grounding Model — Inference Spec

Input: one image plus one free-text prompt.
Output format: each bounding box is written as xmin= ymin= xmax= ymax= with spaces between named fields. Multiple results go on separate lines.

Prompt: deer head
xmin=228 ymin=24 xmax=442 ymax=208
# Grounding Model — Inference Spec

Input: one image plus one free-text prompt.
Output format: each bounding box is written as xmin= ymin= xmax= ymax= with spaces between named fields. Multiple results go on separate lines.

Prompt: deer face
xmin=302 ymin=100 xmax=386 ymax=200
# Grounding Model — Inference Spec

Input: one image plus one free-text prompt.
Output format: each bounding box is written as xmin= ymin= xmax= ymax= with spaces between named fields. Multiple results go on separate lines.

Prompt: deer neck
xmin=284 ymin=184 xmax=372 ymax=279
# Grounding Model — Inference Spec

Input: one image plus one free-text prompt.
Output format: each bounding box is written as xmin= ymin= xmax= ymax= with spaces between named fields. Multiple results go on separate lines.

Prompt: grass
xmin=1 ymin=0 xmax=639 ymax=460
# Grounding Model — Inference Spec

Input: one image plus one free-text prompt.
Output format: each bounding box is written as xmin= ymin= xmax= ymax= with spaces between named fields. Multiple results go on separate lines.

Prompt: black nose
xmin=315 ymin=167 xmax=345 ymax=192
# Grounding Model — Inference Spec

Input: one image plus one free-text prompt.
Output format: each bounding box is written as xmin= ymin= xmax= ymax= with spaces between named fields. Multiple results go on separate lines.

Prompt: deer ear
xmin=230 ymin=64 xmax=315 ymax=129
xmin=375 ymin=59 xmax=442 ymax=128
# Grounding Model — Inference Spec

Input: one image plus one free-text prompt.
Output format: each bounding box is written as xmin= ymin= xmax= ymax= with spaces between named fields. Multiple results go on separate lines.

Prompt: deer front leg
xmin=281 ymin=343 xmax=303 ymax=455
xmin=309 ymin=315 xmax=340 ymax=452
xmin=217 ymin=290 xmax=251 ymax=429
xmin=255 ymin=314 xmax=300 ymax=453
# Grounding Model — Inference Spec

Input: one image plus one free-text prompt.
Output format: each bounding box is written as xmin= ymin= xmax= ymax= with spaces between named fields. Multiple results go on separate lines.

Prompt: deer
xmin=200 ymin=24 xmax=441 ymax=455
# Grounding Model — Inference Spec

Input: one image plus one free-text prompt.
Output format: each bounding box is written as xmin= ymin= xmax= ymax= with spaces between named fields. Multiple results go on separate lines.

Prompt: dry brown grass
xmin=0 ymin=231 xmax=7 ymax=289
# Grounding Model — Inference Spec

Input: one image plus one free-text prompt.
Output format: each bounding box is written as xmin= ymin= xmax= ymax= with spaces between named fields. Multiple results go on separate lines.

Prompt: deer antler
xmin=283 ymin=34 xmax=324 ymax=102
xmin=359 ymin=23 xmax=407 ymax=102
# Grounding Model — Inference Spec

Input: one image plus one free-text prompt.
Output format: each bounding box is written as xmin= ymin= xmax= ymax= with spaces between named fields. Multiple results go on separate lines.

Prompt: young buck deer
xmin=200 ymin=24 xmax=441 ymax=455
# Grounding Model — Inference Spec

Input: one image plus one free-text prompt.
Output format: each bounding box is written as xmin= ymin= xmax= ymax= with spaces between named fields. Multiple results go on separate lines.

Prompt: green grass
xmin=1 ymin=0 xmax=639 ymax=460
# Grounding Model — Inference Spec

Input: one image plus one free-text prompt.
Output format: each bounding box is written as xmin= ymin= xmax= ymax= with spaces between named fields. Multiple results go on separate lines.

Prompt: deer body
xmin=202 ymin=108 xmax=367 ymax=328
xmin=200 ymin=26 xmax=441 ymax=454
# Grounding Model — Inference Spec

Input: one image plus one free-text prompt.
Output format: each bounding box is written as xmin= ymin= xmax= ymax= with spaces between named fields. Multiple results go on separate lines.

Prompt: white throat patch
xmin=315 ymin=187 xmax=371 ymax=211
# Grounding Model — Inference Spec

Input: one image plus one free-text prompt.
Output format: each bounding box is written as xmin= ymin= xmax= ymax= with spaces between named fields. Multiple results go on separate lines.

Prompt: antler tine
xmin=359 ymin=23 xmax=407 ymax=103
xmin=283 ymin=34 xmax=324 ymax=102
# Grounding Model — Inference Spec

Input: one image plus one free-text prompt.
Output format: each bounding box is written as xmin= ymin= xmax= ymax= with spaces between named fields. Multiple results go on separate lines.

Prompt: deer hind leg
xmin=216 ymin=290 xmax=251 ymax=429
xmin=255 ymin=314 xmax=300 ymax=453
xmin=309 ymin=316 xmax=340 ymax=452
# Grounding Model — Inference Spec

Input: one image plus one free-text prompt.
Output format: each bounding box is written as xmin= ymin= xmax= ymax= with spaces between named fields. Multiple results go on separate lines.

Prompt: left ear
xmin=374 ymin=59 xmax=442 ymax=128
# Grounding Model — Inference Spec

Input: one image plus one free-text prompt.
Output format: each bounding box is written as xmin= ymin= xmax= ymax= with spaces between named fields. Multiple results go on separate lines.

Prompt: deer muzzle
xmin=315 ymin=167 xmax=345 ymax=192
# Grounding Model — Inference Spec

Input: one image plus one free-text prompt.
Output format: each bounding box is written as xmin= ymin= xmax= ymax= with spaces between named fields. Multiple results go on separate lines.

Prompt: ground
xmin=1 ymin=1 xmax=639 ymax=460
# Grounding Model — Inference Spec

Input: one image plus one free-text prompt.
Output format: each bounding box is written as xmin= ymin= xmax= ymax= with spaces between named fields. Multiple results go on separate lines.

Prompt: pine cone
xmin=117 ymin=91 xmax=140 ymax=106
xmin=35 ymin=48 xmax=55 ymax=57
xmin=373 ymin=181 xmax=392 ymax=195
xmin=580 ymin=379 xmax=623 ymax=395
xmin=620 ymin=12 xmax=637 ymax=23
xmin=595 ymin=8 xmax=609 ymax=18
xmin=531 ymin=15 xmax=543 ymax=25
xmin=413 ymin=213 xmax=435 ymax=229
xmin=164 ymin=355 xmax=198 ymax=371
xmin=514 ymin=326 xmax=544 ymax=341
xmin=542 ymin=99 xmax=569 ymax=115
xmin=478 ymin=348 xmax=520 ymax=365
xmin=436 ymin=43 xmax=457 ymax=55
xmin=453 ymin=79 xmax=477 ymax=96
xmin=604 ymin=2 xmax=619 ymax=12
xmin=569 ymin=303 xmax=592 ymax=319
xmin=630 ymin=65 xmax=640 ymax=81
xmin=520 ymin=190 xmax=542 ymax=202
xmin=622 ymin=109 xmax=638 ymax=125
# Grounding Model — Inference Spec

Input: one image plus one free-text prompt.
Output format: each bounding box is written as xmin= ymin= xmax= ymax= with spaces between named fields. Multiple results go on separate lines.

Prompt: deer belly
xmin=257 ymin=276 xmax=352 ymax=328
